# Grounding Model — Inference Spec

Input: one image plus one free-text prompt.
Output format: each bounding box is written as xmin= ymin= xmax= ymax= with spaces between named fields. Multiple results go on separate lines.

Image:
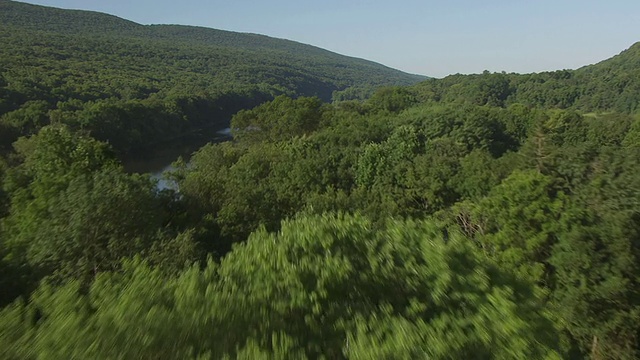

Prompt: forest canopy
xmin=1 ymin=1 xmax=640 ymax=358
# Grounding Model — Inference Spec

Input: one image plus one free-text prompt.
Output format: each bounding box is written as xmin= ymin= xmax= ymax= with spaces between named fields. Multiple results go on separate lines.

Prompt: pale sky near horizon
xmin=19 ymin=0 xmax=640 ymax=78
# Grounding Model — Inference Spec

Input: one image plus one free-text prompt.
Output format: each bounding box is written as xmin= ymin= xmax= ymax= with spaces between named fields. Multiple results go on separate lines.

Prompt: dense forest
xmin=2 ymin=1 xmax=640 ymax=359
xmin=0 ymin=0 xmax=423 ymax=156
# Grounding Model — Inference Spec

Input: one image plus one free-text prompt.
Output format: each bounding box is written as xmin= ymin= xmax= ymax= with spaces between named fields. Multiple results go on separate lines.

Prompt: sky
xmin=21 ymin=0 xmax=640 ymax=78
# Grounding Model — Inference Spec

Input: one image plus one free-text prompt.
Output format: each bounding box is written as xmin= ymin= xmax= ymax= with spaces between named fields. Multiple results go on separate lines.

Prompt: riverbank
xmin=122 ymin=127 xmax=232 ymax=175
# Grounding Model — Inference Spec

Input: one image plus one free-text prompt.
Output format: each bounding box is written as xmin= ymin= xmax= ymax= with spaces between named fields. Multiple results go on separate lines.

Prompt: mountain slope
xmin=0 ymin=0 xmax=425 ymax=153
xmin=0 ymin=0 xmax=425 ymax=94
xmin=410 ymin=41 xmax=640 ymax=113
xmin=0 ymin=0 xmax=141 ymax=33
xmin=571 ymin=42 xmax=640 ymax=112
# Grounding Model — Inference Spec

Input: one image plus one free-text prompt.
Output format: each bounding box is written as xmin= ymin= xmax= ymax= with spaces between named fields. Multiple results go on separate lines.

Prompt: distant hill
xmin=0 ymin=0 xmax=425 ymax=153
xmin=411 ymin=42 xmax=640 ymax=113
xmin=0 ymin=0 xmax=142 ymax=33
xmin=0 ymin=0 xmax=425 ymax=98
xmin=571 ymin=42 xmax=640 ymax=112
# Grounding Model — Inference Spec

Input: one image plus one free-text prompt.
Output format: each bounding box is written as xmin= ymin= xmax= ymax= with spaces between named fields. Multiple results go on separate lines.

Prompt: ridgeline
xmin=0 ymin=0 xmax=424 ymax=153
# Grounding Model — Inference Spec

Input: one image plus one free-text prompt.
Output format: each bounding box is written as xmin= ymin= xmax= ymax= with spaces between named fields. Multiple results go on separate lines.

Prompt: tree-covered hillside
xmin=412 ymin=41 xmax=640 ymax=113
xmin=0 ymin=0 xmax=424 ymax=154
xmin=0 ymin=0 xmax=423 ymax=87
xmin=1 ymin=1 xmax=640 ymax=358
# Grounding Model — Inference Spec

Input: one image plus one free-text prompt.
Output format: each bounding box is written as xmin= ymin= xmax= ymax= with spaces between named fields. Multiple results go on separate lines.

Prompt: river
xmin=123 ymin=127 xmax=232 ymax=190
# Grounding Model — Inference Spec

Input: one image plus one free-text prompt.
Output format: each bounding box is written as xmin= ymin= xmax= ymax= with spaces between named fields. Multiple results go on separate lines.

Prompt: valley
xmin=1 ymin=1 xmax=639 ymax=359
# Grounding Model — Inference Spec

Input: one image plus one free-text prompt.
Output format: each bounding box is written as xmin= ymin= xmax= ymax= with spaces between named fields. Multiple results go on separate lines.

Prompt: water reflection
xmin=123 ymin=127 xmax=232 ymax=191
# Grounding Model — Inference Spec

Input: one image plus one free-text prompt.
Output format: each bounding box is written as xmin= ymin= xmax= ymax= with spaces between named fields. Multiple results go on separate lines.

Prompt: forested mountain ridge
xmin=0 ymin=0 xmax=424 ymax=86
xmin=0 ymin=0 xmax=141 ymax=33
xmin=578 ymin=41 xmax=640 ymax=72
xmin=0 ymin=0 xmax=424 ymax=154
xmin=411 ymin=41 xmax=640 ymax=113
xmin=572 ymin=41 xmax=640 ymax=110
xmin=0 ymin=0 xmax=424 ymax=75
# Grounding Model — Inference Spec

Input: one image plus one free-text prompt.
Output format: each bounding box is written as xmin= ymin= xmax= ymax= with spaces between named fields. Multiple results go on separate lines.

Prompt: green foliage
xmin=454 ymin=170 xmax=566 ymax=283
xmin=13 ymin=169 xmax=163 ymax=281
xmin=231 ymin=95 xmax=324 ymax=142
xmin=6 ymin=125 xmax=117 ymax=195
xmin=1 ymin=126 xmax=196 ymax=295
xmin=331 ymin=85 xmax=377 ymax=102
xmin=1 ymin=2 xmax=640 ymax=357
xmin=367 ymin=86 xmax=417 ymax=113
xmin=0 ymin=100 xmax=50 ymax=135
xmin=411 ymin=43 xmax=640 ymax=114
xmin=549 ymin=146 xmax=640 ymax=359
xmin=551 ymin=203 xmax=640 ymax=359
xmin=0 ymin=215 xmax=563 ymax=359
xmin=622 ymin=114 xmax=640 ymax=147
xmin=355 ymin=125 xmax=420 ymax=188
xmin=0 ymin=0 xmax=423 ymax=153
xmin=398 ymin=103 xmax=518 ymax=156
xmin=452 ymin=149 xmax=503 ymax=200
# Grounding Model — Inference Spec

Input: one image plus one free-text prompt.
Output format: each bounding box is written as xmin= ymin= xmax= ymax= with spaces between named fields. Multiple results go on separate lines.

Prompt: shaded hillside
xmin=0 ymin=0 xmax=141 ymax=33
xmin=411 ymin=42 xmax=640 ymax=113
xmin=572 ymin=42 xmax=640 ymax=112
xmin=0 ymin=0 xmax=424 ymax=153
xmin=0 ymin=0 xmax=424 ymax=92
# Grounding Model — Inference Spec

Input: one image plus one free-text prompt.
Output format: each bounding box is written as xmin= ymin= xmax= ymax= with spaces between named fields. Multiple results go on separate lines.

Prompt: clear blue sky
xmin=22 ymin=0 xmax=640 ymax=77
